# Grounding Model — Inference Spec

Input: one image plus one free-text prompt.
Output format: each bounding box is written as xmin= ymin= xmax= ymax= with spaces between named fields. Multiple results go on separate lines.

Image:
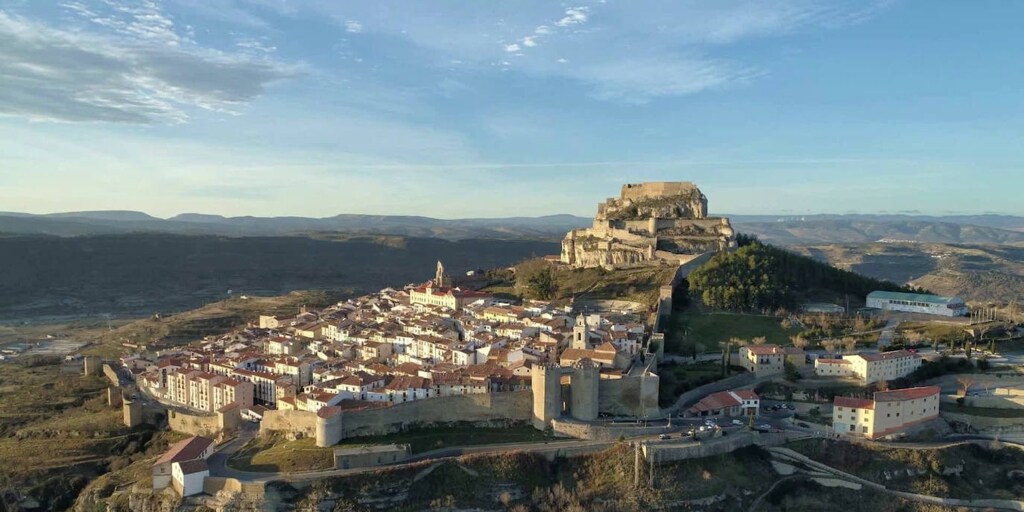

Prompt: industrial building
xmin=866 ymin=291 xmax=968 ymax=317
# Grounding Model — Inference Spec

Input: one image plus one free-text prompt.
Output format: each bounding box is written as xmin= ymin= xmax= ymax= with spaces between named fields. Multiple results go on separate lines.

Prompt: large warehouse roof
xmin=867 ymin=291 xmax=963 ymax=305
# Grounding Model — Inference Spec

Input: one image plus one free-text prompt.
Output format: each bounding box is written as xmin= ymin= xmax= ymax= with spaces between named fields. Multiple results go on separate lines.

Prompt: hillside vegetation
xmin=793 ymin=242 xmax=1024 ymax=304
xmin=0 ymin=357 xmax=176 ymax=511
xmin=488 ymin=260 xmax=676 ymax=310
xmin=0 ymin=234 xmax=559 ymax=319
xmin=688 ymin=238 xmax=916 ymax=312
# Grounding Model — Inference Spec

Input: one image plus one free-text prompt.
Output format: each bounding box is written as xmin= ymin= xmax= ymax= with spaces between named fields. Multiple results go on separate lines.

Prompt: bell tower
xmin=572 ymin=314 xmax=590 ymax=350
xmin=435 ymin=260 xmax=450 ymax=288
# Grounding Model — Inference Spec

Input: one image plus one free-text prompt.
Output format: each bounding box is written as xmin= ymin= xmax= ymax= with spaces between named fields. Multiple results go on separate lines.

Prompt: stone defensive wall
xmin=620 ymin=182 xmax=699 ymax=202
xmin=261 ymin=391 xmax=533 ymax=443
xmin=551 ymin=419 xmax=672 ymax=441
xmin=342 ymin=391 xmax=532 ymax=438
xmin=203 ymin=477 xmax=265 ymax=498
xmin=261 ymin=409 xmax=318 ymax=438
xmin=599 ymin=374 xmax=660 ymax=418
xmin=168 ymin=409 xmax=221 ymax=437
xmin=102 ymin=364 xmax=121 ymax=388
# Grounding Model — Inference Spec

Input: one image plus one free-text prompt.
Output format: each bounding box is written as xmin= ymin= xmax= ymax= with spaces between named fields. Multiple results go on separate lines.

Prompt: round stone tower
xmin=531 ymin=363 xmax=562 ymax=430
xmin=316 ymin=406 xmax=343 ymax=448
xmin=570 ymin=360 xmax=600 ymax=422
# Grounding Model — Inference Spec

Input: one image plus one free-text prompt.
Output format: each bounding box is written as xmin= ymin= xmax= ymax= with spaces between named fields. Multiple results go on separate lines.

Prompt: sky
xmin=1 ymin=0 xmax=1022 ymax=219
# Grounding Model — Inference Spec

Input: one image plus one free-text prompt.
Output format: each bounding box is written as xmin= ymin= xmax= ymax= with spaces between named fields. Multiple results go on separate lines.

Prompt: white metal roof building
xmin=866 ymin=291 xmax=968 ymax=317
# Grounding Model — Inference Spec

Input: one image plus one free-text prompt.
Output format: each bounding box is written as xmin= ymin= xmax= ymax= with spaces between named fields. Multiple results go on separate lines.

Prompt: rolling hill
xmin=0 ymin=234 xmax=559 ymax=320
xmin=792 ymin=243 xmax=1024 ymax=304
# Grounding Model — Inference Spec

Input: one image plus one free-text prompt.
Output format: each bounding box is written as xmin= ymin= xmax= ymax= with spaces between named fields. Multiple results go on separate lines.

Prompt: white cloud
xmin=533 ymin=25 xmax=551 ymax=35
xmin=521 ymin=36 xmax=537 ymax=47
xmin=570 ymin=56 xmax=762 ymax=103
xmin=503 ymin=43 xmax=520 ymax=53
xmin=555 ymin=6 xmax=589 ymax=27
xmin=0 ymin=9 xmax=297 ymax=123
xmin=344 ymin=20 xmax=362 ymax=33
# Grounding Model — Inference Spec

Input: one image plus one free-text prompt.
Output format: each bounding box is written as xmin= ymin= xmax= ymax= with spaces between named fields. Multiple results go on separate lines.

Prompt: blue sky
xmin=0 ymin=0 xmax=1021 ymax=218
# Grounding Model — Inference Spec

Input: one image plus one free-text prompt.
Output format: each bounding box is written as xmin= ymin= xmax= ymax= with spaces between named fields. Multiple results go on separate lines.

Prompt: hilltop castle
xmin=561 ymin=182 xmax=736 ymax=269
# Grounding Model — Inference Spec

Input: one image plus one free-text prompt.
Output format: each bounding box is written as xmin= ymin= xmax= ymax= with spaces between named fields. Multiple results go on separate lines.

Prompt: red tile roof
xmin=856 ymin=350 xmax=918 ymax=362
xmin=834 ymin=396 xmax=875 ymax=410
xmin=874 ymin=386 xmax=940 ymax=402
xmin=744 ymin=345 xmax=784 ymax=355
xmin=816 ymin=358 xmax=851 ymax=365
xmin=155 ymin=436 xmax=214 ymax=465
xmin=175 ymin=459 xmax=209 ymax=474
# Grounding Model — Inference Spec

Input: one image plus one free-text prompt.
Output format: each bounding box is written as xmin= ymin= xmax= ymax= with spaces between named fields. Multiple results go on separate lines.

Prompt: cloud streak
xmin=0 ymin=4 xmax=297 ymax=124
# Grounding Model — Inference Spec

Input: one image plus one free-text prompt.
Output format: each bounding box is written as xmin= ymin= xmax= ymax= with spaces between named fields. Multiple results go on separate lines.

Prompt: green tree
xmin=514 ymin=259 xmax=557 ymax=300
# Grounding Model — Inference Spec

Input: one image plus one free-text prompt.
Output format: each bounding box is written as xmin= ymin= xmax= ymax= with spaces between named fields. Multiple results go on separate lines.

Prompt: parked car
xmin=659 ymin=433 xmax=671 ymax=440
xmin=731 ymin=419 xmax=744 ymax=426
xmin=797 ymin=422 xmax=810 ymax=428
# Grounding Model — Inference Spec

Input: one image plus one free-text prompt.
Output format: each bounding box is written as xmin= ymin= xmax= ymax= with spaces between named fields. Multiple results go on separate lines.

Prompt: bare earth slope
xmin=792 ymin=243 xmax=1024 ymax=303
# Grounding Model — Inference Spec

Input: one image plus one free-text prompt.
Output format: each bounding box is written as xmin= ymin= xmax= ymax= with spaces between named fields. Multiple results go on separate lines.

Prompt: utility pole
xmin=633 ymin=442 xmax=639 ymax=488
xmin=647 ymin=450 xmax=655 ymax=489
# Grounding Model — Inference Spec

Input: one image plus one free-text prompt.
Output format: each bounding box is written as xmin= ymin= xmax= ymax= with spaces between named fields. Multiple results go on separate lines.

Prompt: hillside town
xmin=88 ymin=183 xmax=1021 ymax=504
xmin=128 ymin=261 xmax=650 ymax=422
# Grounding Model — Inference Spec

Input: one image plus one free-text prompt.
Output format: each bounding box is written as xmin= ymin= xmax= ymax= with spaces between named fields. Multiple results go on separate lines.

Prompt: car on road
xmin=755 ymin=424 xmax=773 ymax=432
xmin=731 ymin=419 xmax=744 ymax=426
xmin=659 ymin=434 xmax=671 ymax=440
xmin=797 ymin=422 xmax=810 ymax=428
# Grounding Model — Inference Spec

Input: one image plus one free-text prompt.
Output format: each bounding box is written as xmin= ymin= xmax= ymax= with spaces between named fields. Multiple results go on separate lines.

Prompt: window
xmin=849 ymin=425 xmax=855 ymax=432
xmin=862 ymin=426 xmax=868 ymax=433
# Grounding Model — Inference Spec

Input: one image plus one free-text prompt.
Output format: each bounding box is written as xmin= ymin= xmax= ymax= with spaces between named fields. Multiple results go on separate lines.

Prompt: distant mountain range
xmin=0 ymin=211 xmax=591 ymax=240
xmin=2 ymin=210 xmax=1023 ymax=245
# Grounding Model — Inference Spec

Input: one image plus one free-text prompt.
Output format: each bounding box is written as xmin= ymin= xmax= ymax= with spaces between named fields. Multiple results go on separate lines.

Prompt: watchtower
xmin=570 ymin=360 xmax=600 ymax=422
xmin=531 ymin=363 xmax=562 ymax=430
xmin=123 ymin=400 xmax=143 ymax=428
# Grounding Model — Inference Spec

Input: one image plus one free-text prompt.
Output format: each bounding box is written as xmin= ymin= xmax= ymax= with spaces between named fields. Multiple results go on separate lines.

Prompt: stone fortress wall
xmin=261 ymin=391 xmax=533 ymax=446
xmin=562 ymin=181 xmax=735 ymax=269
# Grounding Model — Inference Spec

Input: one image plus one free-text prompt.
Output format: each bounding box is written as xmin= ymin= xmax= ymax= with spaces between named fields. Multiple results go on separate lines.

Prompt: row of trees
xmin=688 ymin=238 xmax=919 ymax=312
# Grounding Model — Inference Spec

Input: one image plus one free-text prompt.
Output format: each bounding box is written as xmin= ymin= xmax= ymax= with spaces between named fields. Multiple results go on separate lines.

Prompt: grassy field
xmin=335 ymin=425 xmax=551 ymax=454
xmin=665 ymin=311 xmax=798 ymax=354
xmin=897 ymin=321 xmax=968 ymax=341
xmin=940 ymin=402 xmax=1024 ymax=418
xmin=229 ymin=435 xmax=335 ymax=473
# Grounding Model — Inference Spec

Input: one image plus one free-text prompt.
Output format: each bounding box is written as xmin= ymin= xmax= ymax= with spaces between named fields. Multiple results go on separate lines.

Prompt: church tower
xmin=435 ymin=260 xmax=450 ymax=288
xmin=572 ymin=314 xmax=590 ymax=350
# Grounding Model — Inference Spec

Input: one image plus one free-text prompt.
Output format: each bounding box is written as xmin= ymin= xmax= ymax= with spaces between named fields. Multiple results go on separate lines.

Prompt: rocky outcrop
xmin=561 ymin=182 xmax=735 ymax=269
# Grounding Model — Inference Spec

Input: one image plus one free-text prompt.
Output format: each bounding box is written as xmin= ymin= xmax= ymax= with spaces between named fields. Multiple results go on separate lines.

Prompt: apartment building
xmin=833 ymin=386 xmax=940 ymax=440
xmin=740 ymin=345 xmax=785 ymax=376
xmin=846 ymin=350 xmax=922 ymax=384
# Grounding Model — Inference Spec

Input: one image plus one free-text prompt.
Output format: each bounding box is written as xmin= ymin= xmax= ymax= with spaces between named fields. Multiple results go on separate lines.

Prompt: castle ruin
xmin=561 ymin=182 xmax=736 ymax=269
